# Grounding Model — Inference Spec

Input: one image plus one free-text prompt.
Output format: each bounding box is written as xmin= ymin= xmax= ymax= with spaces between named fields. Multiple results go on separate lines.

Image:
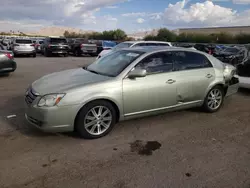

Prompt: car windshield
xmin=103 ymin=41 xmax=117 ymax=48
xmin=16 ymin=39 xmax=32 ymax=44
xmin=223 ymin=47 xmax=240 ymax=53
xmin=86 ymin=50 xmax=144 ymax=77
xmin=113 ymin=42 xmax=133 ymax=50
xmin=50 ymin=38 xmax=67 ymax=44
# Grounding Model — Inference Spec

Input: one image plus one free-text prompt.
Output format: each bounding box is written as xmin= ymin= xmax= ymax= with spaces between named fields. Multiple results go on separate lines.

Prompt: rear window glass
xmin=50 ymin=38 xmax=67 ymax=44
xmin=39 ymin=41 xmax=44 ymax=44
xmin=16 ymin=39 xmax=32 ymax=44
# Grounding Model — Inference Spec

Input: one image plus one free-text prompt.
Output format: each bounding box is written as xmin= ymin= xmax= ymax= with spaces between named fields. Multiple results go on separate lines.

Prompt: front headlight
xmin=37 ymin=94 xmax=65 ymax=107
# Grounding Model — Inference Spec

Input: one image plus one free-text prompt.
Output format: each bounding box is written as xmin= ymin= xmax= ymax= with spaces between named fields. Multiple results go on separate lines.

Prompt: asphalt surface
xmin=0 ymin=54 xmax=250 ymax=188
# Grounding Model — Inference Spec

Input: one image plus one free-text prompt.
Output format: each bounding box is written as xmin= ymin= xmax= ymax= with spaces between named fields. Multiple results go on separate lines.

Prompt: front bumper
xmin=25 ymin=101 xmax=79 ymax=133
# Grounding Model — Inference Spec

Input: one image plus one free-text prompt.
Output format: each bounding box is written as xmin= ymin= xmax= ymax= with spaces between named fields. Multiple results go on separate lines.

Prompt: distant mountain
xmin=128 ymin=29 xmax=159 ymax=39
xmin=28 ymin=26 xmax=95 ymax=36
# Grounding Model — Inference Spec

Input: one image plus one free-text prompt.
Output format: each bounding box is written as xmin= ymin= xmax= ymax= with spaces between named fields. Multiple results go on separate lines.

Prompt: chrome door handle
xmin=206 ymin=74 xmax=213 ymax=78
xmin=166 ymin=79 xmax=176 ymax=84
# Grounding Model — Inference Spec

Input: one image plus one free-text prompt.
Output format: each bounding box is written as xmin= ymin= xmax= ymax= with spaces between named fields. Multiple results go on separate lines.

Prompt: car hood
xmin=32 ymin=68 xmax=112 ymax=95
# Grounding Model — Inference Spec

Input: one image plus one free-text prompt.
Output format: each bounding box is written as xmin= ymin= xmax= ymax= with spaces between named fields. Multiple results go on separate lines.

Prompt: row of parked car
xmin=1 ymin=36 xmax=250 ymax=89
xmin=0 ymin=36 xmax=118 ymax=58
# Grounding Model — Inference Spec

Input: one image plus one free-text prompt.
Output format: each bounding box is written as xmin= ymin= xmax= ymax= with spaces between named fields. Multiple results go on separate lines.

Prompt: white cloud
xmin=106 ymin=5 xmax=118 ymax=8
xmin=212 ymin=0 xmax=250 ymax=3
xmin=122 ymin=12 xmax=146 ymax=17
xmin=0 ymin=0 xmax=125 ymax=32
xmin=163 ymin=0 xmax=250 ymax=27
xmin=136 ymin=18 xmax=145 ymax=24
xmin=232 ymin=0 xmax=250 ymax=4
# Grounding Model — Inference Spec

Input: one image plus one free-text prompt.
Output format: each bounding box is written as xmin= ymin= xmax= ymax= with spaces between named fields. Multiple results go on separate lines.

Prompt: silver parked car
xmin=25 ymin=47 xmax=239 ymax=139
xmin=12 ymin=38 xmax=36 ymax=57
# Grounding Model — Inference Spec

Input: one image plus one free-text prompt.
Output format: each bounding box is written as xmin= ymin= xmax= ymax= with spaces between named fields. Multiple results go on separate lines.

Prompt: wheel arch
xmin=74 ymin=98 xmax=121 ymax=130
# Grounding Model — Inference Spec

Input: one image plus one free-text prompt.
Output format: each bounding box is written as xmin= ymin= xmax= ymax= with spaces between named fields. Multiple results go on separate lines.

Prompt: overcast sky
xmin=0 ymin=0 xmax=250 ymax=33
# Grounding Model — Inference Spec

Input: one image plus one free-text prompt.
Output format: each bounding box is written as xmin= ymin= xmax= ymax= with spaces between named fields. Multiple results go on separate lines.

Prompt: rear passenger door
xmin=172 ymin=51 xmax=215 ymax=103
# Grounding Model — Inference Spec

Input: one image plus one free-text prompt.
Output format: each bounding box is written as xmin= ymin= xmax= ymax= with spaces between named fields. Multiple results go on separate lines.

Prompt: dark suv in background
xmin=41 ymin=37 xmax=69 ymax=57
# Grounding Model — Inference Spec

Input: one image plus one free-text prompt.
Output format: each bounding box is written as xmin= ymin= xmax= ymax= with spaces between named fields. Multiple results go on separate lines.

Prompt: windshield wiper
xmin=84 ymin=67 xmax=100 ymax=75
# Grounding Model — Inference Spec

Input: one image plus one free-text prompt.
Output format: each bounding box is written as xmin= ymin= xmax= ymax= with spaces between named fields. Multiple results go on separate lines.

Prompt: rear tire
xmin=44 ymin=49 xmax=50 ymax=57
xmin=74 ymin=48 xmax=81 ymax=56
xmin=64 ymin=53 xmax=68 ymax=57
xmin=32 ymin=53 xmax=36 ymax=58
xmin=75 ymin=100 xmax=117 ymax=139
xmin=202 ymin=85 xmax=224 ymax=113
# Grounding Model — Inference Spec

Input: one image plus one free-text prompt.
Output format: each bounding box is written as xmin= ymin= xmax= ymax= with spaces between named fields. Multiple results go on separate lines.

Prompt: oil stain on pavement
xmin=130 ymin=140 xmax=162 ymax=156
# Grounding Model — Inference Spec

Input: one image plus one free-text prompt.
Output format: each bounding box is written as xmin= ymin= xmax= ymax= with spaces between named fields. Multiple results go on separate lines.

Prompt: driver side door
xmin=122 ymin=52 xmax=177 ymax=117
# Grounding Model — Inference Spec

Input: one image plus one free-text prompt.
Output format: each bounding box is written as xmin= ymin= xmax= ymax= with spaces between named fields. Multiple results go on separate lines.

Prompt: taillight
xmin=5 ymin=53 xmax=13 ymax=59
xmin=31 ymin=44 xmax=35 ymax=46
xmin=80 ymin=44 xmax=84 ymax=48
xmin=48 ymin=44 xmax=50 ymax=48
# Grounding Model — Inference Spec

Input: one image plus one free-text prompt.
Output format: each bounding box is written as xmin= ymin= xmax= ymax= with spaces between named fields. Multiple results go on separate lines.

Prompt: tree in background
xmin=156 ymin=28 xmax=177 ymax=42
xmin=64 ymin=29 xmax=127 ymax=41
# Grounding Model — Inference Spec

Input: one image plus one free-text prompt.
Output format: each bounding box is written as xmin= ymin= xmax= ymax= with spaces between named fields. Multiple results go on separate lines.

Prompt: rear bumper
xmin=226 ymin=76 xmax=239 ymax=96
xmin=81 ymin=48 xmax=97 ymax=54
xmin=48 ymin=50 xmax=69 ymax=54
xmin=0 ymin=60 xmax=16 ymax=73
xmin=14 ymin=50 xmax=35 ymax=55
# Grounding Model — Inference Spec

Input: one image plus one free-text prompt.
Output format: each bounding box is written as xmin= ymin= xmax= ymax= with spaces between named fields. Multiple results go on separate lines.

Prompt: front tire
xmin=203 ymin=86 xmax=224 ymax=113
xmin=75 ymin=100 xmax=117 ymax=139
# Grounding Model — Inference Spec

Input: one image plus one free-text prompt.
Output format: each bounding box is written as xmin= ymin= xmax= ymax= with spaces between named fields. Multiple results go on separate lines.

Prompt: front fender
xmin=74 ymin=92 xmax=124 ymax=121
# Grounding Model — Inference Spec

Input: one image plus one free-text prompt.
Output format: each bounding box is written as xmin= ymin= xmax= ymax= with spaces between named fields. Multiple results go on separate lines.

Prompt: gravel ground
xmin=0 ymin=55 xmax=250 ymax=188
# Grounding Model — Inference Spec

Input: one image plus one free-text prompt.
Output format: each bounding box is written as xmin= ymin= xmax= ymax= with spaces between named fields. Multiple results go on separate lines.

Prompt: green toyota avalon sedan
xmin=25 ymin=47 xmax=239 ymax=139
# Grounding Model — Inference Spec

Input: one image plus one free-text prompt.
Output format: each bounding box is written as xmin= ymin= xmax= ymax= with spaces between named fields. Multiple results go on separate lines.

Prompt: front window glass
xmin=87 ymin=50 xmax=144 ymax=77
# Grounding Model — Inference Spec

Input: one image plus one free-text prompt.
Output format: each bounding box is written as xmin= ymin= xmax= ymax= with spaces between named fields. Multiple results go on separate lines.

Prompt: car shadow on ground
xmin=238 ymin=88 xmax=250 ymax=96
xmin=0 ymin=73 xmax=10 ymax=77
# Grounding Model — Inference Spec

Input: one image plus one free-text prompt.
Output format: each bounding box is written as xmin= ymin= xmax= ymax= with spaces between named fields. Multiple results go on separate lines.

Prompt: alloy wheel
xmin=84 ymin=106 xmax=112 ymax=136
xmin=207 ymin=89 xmax=223 ymax=110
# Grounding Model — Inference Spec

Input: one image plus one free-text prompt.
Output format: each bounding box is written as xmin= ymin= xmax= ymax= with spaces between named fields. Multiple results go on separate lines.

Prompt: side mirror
xmin=127 ymin=68 xmax=147 ymax=79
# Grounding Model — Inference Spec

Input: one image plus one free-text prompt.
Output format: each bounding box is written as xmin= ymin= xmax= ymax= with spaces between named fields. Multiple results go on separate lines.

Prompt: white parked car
xmin=97 ymin=41 xmax=172 ymax=59
xmin=236 ymin=58 xmax=250 ymax=89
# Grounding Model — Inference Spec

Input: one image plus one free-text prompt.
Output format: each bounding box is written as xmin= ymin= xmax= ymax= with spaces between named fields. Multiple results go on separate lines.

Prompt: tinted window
xmin=15 ymin=39 xmax=32 ymax=44
xmin=145 ymin=43 xmax=159 ymax=46
xmin=223 ymin=47 xmax=240 ymax=53
xmin=157 ymin=43 xmax=170 ymax=46
xmin=50 ymin=38 xmax=67 ymax=44
xmin=38 ymin=41 xmax=44 ymax=44
xmin=87 ymin=50 xmax=144 ymax=77
xmin=172 ymin=51 xmax=212 ymax=71
xmin=135 ymin=52 xmax=173 ymax=74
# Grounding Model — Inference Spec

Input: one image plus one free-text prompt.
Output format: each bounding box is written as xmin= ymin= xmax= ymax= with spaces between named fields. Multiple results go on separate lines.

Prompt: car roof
xmin=120 ymin=46 xmax=200 ymax=53
xmin=122 ymin=40 xmax=171 ymax=44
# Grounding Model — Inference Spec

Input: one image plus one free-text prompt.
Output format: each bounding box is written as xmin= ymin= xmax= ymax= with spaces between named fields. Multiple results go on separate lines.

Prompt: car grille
xmin=25 ymin=87 xmax=39 ymax=105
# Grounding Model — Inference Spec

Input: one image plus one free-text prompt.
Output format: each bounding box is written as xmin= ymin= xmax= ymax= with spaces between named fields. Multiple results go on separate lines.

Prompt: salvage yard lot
xmin=0 ymin=55 xmax=250 ymax=188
